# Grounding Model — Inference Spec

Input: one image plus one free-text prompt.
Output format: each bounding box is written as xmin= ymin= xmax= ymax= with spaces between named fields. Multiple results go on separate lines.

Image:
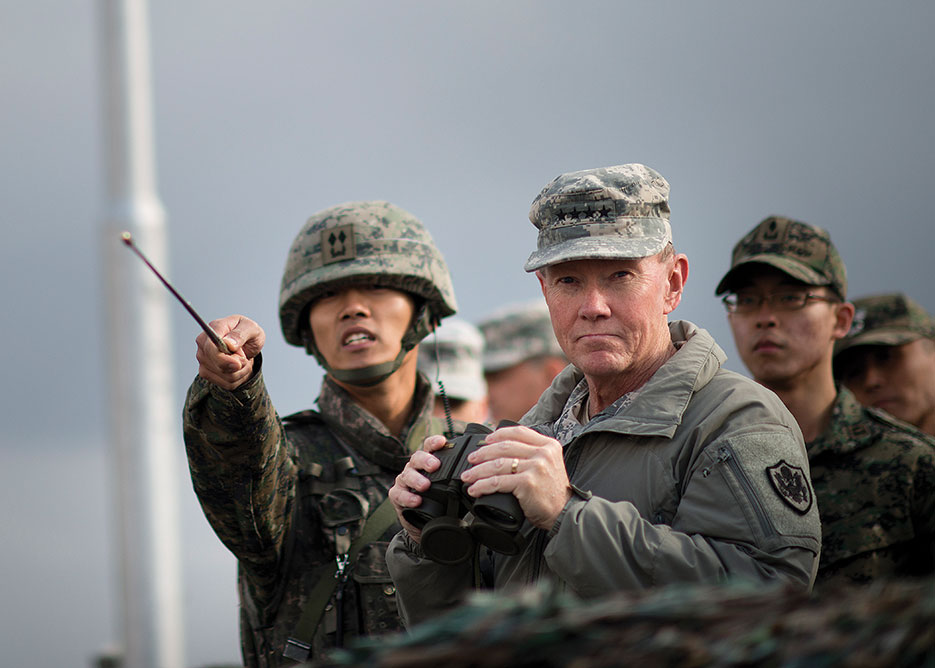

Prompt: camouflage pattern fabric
xmin=524 ymin=164 xmax=672 ymax=272
xmin=417 ymin=318 xmax=486 ymax=401
xmin=278 ymin=200 xmax=457 ymax=350
xmin=549 ymin=375 xmax=642 ymax=447
xmin=834 ymin=292 xmax=935 ymax=356
xmin=320 ymin=578 xmax=934 ymax=668
xmin=806 ymin=387 xmax=935 ymax=586
xmin=715 ymin=215 xmax=847 ymax=298
xmin=478 ymin=300 xmax=565 ymax=373
xmin=183 ymin=361 xmax=447 ymax=667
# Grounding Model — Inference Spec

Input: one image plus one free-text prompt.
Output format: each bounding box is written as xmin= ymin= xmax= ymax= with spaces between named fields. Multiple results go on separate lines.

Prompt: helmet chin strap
xmin=305 ymin=303 xmax=434 ymax=388
xmin=327 ymin=347 xmax=408 ymax=387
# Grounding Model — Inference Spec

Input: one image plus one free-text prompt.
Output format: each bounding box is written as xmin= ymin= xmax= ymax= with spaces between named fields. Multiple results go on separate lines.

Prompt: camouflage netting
xmin=313 ymin=577 xmax=934 ymax=667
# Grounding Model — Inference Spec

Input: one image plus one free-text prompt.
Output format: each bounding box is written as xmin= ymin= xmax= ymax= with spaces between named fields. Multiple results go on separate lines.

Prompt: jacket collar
xmin=525 ymin=320 xmax=725 ymax=439
xmin=806 ymin=386 xmax=878 ymax=457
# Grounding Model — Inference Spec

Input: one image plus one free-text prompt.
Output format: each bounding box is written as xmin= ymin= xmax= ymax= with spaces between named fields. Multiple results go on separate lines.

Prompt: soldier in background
xmin=478 ymin=301 xmax=567 ymax=422
xmin=182 ymin=201 xmax=458 ymax=666
xmin=833 ymin=293 xmax=935 ymax=436
xmin=716 ymin=216 xmax=935 ymax=585
xmin=388 ymin=165 xmax=821 ymax=628
xmin=418 ymin=318 xmax=490 ymax=424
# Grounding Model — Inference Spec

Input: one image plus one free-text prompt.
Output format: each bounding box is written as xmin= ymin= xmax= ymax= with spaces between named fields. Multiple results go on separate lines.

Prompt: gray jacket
xmin=387 ymin=321 xmax=821 ymax=627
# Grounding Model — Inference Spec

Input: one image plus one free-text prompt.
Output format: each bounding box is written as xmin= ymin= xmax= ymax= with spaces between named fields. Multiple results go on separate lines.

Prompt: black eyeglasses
xmin=722 ymin=290 xmax=839 ymax=314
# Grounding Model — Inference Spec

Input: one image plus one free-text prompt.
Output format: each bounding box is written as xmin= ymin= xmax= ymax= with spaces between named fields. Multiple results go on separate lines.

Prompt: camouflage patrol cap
xmin=834 ymin=293 xmax=935 ymax=356
xmin=478 ymin=300 xmax=565 ymax=372
xmin=279 ymin=200 xmax=457 ymax=349
xmin=715 ymin=215 xmax=847 ymax=299
xmin=524 ymin=164 xmax=672 ymax=272
xmin=418 ymin=318 xmax=487 ymax=401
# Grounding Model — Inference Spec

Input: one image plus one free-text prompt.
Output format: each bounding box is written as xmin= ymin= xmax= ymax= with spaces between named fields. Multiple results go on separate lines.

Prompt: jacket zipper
xmin=717 ymin=445 xmax=774 ymax=538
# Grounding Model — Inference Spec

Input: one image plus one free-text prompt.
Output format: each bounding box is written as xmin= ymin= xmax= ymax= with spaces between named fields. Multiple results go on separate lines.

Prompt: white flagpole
xmin=99 ymin=0 xmax=184 ymax=666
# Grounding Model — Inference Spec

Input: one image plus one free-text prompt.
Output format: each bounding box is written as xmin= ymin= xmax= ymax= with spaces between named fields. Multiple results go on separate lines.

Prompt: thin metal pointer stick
xmin=120 ymin=231 xmax=230 ymax=354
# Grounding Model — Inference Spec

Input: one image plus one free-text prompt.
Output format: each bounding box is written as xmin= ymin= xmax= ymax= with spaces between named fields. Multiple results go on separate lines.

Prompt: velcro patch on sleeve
xmin=722 ymin=432 xmax=820 ymax=542
xmin=766 ymin=460 xmax=813 ymax=514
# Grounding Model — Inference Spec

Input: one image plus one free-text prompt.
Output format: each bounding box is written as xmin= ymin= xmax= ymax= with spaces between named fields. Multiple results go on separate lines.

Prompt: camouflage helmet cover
xmin=524 ymin=163 xmax=672 ymax=272
xmin=279 ymin=200 xmax=457 ymax=349
xmin=417 ymin=318 xmax=487 ymax=401
xmin=715 ymin=215 xmax=847 ymax=299
xmin=478 ymin=300 xmax=565 ymax=372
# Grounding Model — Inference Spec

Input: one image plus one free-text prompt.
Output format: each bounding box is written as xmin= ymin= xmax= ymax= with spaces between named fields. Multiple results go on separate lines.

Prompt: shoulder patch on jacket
xmin=766 ymin=460 xmax=813 ymax=515
xmin=718 ymin=431 xmax=820 ymax=546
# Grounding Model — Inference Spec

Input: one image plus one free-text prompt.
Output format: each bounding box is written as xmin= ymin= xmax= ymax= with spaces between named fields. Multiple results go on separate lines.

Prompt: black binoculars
xmin=402 ymin=422 xmax=526 ymax=564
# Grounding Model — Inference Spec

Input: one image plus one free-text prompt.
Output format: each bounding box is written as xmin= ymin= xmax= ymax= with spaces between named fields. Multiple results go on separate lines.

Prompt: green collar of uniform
xmin=315 ymin=372 xmax=435 ymax=471
xmin=806 ymin=387 xmax=878 ymax=457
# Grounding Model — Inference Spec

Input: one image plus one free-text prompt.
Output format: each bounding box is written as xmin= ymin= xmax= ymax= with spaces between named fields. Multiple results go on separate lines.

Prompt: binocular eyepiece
xmin=402 ymin=422 xmax=526 ymax=564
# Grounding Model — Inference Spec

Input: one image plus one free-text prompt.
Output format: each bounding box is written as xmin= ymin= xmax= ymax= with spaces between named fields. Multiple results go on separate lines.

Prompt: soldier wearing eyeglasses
xmin=717 ymin=216 xmax=935 ymax=586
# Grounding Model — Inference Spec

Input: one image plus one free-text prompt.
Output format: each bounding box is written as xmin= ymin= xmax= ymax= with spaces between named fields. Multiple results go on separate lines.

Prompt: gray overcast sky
xmin=2 ymin=2 xmax=933 ymax=666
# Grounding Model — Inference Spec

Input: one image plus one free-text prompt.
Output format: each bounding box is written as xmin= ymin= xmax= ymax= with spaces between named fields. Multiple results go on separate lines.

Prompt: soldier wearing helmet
xmin=387 ymin=165 xmax=821 ymax=628
xmin=417 ymin=318 xmax=490 ymax=424
xmin=478 ymin=300 xmax=567 ymax=423
xmin=183 ymin=201 xmax=458 ymax=666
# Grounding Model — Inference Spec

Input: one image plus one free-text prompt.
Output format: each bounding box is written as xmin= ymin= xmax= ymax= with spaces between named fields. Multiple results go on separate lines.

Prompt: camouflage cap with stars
xmin=715 ymin=215 xmax=847 ymax=299
xmin=834 ymin=293 xmax=935 ymax=356
xmin=523 ymin=164 xmax=672 ymax=272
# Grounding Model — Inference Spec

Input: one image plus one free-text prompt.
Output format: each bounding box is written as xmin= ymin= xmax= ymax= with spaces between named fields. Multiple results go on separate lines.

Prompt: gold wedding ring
xmin=511 ymin=458 xmax=519 ymax=474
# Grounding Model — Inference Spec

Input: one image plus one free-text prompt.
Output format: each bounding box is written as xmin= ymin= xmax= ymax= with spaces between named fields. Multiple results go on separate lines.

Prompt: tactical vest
xmin=237 ymin=410 xmax=452 ymax=667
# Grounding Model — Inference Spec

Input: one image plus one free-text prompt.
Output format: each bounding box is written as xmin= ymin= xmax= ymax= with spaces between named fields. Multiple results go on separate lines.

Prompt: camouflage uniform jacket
xmin=183 ymin=359 xmax=443 ymax=666
xmin=807 ymin=387 xmax=935 ymax=586
xmin=388 ymin=321 xmax=822 ymax=628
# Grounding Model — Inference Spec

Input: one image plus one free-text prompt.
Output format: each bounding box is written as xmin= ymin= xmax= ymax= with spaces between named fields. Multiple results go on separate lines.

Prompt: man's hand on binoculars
xmin=389 ymin=434 xmax=450 ymax=543
xmin=460 ymin=426 xmax=572 ymax=531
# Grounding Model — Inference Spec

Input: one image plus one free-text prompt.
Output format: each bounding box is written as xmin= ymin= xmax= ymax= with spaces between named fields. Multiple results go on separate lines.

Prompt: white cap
xmin=418 ymin=318 xmax=487 ymax=400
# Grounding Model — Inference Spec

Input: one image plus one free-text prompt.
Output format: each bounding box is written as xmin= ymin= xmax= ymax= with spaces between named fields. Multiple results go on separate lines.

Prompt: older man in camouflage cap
xmin=388 ymin=165 xmax=822 ymax=627
xmin=718 ymin=217 xmax=935 ymax=586
xmin=478 ymin=300 xmax=567 ymax=423
xmin=418 ymin=318 xmax=490 ymax=424
xmin=183 ymin=201 xmax=460 ymax=665
xmin=833 ymin=293 xmax=935 ymax=436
